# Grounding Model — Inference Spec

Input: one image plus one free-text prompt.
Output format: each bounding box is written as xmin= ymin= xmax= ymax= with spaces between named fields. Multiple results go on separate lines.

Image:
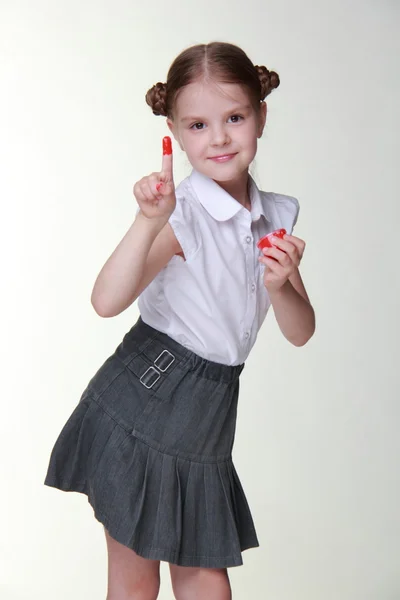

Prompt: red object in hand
xmin=163 ymin=136 xmax=172 ymax=155
xmin=257 ymin=228 xmax=287 ymax=250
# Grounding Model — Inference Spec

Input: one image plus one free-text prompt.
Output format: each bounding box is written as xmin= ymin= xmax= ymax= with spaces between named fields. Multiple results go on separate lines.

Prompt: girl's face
xmin=167 ymin=80 xmax=267 ymax=184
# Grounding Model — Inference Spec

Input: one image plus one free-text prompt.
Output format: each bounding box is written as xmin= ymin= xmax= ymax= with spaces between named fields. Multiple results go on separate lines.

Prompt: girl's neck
xmin=213 ymin=170 xmax=251 ymax=210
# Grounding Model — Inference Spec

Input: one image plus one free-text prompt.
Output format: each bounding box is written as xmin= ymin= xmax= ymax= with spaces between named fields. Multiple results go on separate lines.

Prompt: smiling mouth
xmin=208 ymin=153 xmax=237 ymax=160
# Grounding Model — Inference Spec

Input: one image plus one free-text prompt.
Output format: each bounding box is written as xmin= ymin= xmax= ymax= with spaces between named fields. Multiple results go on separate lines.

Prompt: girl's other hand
xmin=259 ymin=234 xmax=306 ymax=293
xmin=133 ymin=136 xmax=176 ymax=221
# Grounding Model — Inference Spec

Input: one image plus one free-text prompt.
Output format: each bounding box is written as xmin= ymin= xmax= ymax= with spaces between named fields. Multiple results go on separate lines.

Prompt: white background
xmin=1 ymin=0 xmax=399 ymax=598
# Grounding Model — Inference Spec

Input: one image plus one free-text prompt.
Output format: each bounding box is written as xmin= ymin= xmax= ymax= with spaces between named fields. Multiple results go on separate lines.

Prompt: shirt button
xmin=244 ymin=331 xmax=250 ymax=339
xmin=245 ymin=235 xmax=252 ymax=244
xmin=251 ymin=283 xmax=256 ymax=292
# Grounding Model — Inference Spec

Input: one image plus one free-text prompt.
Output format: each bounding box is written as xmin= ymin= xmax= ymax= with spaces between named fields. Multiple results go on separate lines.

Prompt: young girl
xmin=45 ymin=42 xmax=315 ymax=600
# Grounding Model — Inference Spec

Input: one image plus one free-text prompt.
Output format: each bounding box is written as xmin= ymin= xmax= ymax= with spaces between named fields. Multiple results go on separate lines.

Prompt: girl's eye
xmin=228 ymin=115 xmax=243 ymax=123
xmin=190 ymin=122 xmax=205 ymax=130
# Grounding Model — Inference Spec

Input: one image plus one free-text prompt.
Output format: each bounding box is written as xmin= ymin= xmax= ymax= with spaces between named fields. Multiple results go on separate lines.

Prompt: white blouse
xmin=138 ymin=169 xmax=299 ymax=366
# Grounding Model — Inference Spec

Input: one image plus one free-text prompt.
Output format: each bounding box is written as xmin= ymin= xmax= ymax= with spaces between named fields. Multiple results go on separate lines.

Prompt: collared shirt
xmin=138 ymin=169 xmax=299 ymax=366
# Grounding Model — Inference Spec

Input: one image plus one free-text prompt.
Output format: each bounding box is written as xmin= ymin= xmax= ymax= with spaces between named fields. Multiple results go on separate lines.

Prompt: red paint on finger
xmin=156 ymin=183 xmax=163 ymax=192
xmin=257 ymin=228 xmax=286 ymax=251
xmin=163 ymin=136 xmax=172 ymax=155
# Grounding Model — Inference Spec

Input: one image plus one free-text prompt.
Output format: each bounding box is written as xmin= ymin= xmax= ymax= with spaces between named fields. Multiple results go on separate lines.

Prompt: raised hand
xmin=133 ymin=136 xmax=176 ymax=221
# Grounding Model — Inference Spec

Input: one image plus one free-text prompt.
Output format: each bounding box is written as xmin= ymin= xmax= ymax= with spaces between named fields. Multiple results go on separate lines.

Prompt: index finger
xmin=161 ymin=136 xmax=173 ymax=180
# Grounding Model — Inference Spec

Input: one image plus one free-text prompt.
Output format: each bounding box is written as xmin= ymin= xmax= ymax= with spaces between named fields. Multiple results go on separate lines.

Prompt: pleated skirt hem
xmin=44 ymin=462 xmax=260 ymax=569
xmin=46 ymin=484 xmax=258 ymax=568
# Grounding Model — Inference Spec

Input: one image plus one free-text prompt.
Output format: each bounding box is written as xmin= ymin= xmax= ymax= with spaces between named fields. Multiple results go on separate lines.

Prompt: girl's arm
xmin=91 ymin=213 xmax=181 ymax=318
xmin=91 ymin=136 xmax=179 ymax=318
xmin=269 ymin=268 xmax=315 ymax=346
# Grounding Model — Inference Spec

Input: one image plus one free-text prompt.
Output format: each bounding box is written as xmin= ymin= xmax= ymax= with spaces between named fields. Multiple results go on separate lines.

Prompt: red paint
xmin=156 ymin=183 xmax=163 ymax=192
xmin=163 ymin=136 xmax=172 ymax=155
xmin=257 ymin=229 xmax=287 ymax=250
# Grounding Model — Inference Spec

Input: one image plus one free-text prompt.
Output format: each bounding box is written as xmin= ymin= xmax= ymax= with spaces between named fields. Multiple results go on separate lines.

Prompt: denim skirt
xmin=44 ymin=316 xmax=259 ymax=568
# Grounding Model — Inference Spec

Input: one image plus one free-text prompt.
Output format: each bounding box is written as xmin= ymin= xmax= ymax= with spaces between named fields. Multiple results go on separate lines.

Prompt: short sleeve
xmin=168 ymin=194 xmax=201 ymax=260
xmin=273 ymin=193 xmax=300 ymax=235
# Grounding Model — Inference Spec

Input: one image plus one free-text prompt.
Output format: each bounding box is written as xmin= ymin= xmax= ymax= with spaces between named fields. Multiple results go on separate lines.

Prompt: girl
xmin=45 ymin=42 xmax=315 ymax=600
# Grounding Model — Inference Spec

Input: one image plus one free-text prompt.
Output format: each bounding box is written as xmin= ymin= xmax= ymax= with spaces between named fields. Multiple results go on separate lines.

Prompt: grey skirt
xmin=44 ymin=316 xmax=259 ymax=568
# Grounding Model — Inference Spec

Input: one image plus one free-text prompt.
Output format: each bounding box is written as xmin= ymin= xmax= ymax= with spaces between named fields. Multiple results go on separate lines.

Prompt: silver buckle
xmin=140 ymin=366 xmax=161 ymax=389
xmin=154 ymin=349 xmax=175 ymax=372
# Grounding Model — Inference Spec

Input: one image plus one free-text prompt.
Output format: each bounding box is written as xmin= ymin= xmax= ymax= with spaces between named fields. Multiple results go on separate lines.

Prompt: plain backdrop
xmin=1 ymin=0 xmax=399 ymax=598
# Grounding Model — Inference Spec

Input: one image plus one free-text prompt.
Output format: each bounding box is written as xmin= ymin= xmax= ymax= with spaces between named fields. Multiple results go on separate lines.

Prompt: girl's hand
xmin=133 ymin=136 xmax=176 ymax=221
xmin=259 ymin=234 xmax=306 ymax=293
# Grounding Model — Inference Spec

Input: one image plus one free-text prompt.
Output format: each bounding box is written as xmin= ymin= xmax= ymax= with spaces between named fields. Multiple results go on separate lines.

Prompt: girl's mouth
xmin=208 ymin=153 xmax=237 ymax=163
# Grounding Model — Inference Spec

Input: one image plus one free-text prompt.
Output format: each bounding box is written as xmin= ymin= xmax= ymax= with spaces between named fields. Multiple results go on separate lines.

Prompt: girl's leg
xmin=105 ymin=528 xmax=161 ymax=600
xmin=169 ymin=564 xmax=232 ymax=600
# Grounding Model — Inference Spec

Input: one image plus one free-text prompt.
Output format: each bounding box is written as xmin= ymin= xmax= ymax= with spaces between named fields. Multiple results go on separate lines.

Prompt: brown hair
xmin=145 ymin=42 xmax=280 ymax=119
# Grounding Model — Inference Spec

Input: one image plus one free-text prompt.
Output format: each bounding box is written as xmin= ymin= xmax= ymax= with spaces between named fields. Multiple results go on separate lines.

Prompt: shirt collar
xmin=189 ymin=169 xmax=271 ymax=223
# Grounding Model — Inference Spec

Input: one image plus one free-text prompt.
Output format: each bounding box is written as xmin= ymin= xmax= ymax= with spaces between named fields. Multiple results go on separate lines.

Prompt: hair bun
xmin=254 ymin=65 xmax=280 ymax=100
xmin=145 ymin=82 xmax=168 ymax=116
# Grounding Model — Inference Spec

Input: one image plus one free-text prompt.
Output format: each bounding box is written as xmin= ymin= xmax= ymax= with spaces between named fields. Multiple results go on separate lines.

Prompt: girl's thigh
xmin=105 ymin=528 xmax=161 ymax=600
xmin=169 ymin=564 xmax=232 ymax=600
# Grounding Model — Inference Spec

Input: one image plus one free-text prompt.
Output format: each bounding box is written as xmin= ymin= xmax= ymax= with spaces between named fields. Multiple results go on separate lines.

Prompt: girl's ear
xmin=258 ymin=102 xmax=267 ymax=138
xmin=166 ymin=118 xmax=184 ymax=150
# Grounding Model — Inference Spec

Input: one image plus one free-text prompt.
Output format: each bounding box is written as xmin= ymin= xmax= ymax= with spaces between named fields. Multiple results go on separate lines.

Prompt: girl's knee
xmin=106 ymin=572 xmax=160 ymax=600
xmin=170 ymin=565 xmax=231 ymax=600
xmin=105 ymin=528 xmax=161 ymax=600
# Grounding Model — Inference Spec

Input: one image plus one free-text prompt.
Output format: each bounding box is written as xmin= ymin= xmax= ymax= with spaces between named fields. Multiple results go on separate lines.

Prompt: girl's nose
xmin=210 ymin=126 xmax=230 ymax=147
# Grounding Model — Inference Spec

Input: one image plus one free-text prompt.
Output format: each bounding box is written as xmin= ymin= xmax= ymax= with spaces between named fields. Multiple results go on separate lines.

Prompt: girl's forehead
xmin=174 ymin=80 xmax=252 ymax=115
